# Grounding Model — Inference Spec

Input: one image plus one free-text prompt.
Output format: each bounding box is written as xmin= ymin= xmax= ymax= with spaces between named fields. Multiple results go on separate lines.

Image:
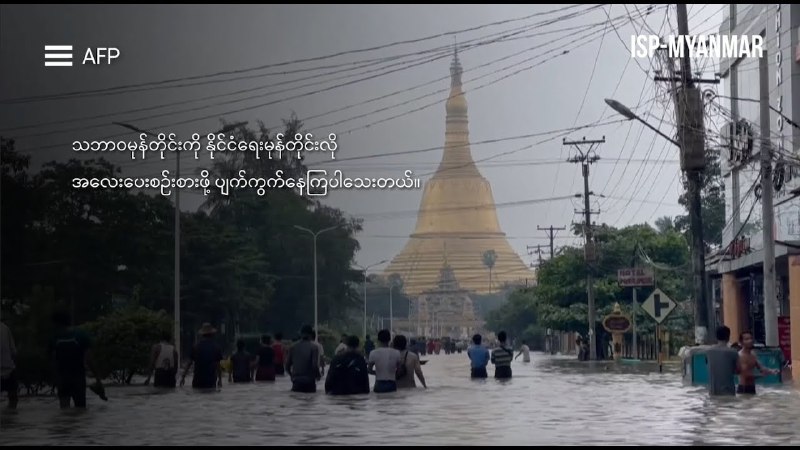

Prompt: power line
xmin=1 ymin=4 xmax=595 ymax=105
xmin=18 ymin=12 xmax=610 ymax=152
xmin=10 ymin=16 xmax=591 ymax=136
xmin=103 ymin=19 xmax=623 ymax=175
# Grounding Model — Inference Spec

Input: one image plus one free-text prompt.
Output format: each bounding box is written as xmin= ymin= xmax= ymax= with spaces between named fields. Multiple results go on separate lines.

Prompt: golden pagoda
xmin=384 ymin=47 xmax=532 ymax=295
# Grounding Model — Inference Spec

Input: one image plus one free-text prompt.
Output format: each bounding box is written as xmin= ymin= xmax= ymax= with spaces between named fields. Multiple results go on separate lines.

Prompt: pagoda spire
xmin=384 ymin=52 xmax=532 ymax=295
xmin=436 ymin=44 xmax=477 ymax=179
xmin=451 ymin=37 xmax=461 ymax=88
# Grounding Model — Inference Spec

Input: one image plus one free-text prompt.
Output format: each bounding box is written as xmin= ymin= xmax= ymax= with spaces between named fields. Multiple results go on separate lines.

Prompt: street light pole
xmin=605 ymin=99 xmax=680 ymax=147
xmin=354 ymin=259 xmax=388 ymax=339
xmin=607 ymin=89 xmax=711 ymax=345
xmin=294 ymin=225 xmax=338 ymax=342
xmin=113 ymin=121 xmax=246 ymax=362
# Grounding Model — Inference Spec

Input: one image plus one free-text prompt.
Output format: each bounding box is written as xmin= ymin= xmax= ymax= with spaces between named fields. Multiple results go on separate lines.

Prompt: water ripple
xmin=1 ymin=353 xmax=799 ymax=445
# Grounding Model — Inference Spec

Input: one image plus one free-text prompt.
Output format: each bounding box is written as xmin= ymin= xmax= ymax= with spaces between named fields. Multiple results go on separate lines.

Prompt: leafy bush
xmin=82 ymin=306 xmax=172 ymax=384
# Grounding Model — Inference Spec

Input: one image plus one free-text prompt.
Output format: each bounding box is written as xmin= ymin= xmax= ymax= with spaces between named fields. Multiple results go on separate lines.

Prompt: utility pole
xmin=566 ymin=136 xmax=604 ymax=360
xmin=538 ymin=225 xmax=567 ymax=259
xmin=656 ymin=4 xmax=718 ymax=344
xmin=526 ymin=244 xmax=545 ymax=266
xmin=759 ymin=41 xmax=778 ymax=346
xmin=113 ymin=120 xmax=247 ymax=362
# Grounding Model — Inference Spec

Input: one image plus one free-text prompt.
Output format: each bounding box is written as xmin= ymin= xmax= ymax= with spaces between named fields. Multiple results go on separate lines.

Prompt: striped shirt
xmin=491 ymin=346 xmax=513 ymax=367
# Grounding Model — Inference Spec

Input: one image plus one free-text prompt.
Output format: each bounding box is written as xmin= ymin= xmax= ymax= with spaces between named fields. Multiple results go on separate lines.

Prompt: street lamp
xmin=113 ymin=121 xmax=246 ymax=362
xmin=294 ymin=225 xmax=338 ymax=342
xmin=353 ymin=259 xmax=388 ymax=339
xmin=605 ymin=99 xmax=680 ymax=148
xmin=606 ymin=96 xmax=713 ymax=346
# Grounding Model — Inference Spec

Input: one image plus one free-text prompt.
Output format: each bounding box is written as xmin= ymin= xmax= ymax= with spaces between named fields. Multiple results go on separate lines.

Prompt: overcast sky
xmin=0 ymin=4 xmax=725 ymax=270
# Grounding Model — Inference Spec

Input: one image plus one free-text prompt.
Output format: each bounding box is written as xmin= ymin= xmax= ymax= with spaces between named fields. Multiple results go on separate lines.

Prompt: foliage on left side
xmin=81 ymin=307 xmax=173 ymax=384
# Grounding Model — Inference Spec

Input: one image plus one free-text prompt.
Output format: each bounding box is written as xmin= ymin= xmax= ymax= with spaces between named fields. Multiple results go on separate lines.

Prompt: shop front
xmin=711 ymin=241 xmax=798 ymax=378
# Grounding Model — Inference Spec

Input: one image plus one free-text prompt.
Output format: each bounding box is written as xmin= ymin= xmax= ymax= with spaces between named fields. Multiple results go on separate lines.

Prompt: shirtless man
xmin=737 ymin=331 xmax=779 ymax=395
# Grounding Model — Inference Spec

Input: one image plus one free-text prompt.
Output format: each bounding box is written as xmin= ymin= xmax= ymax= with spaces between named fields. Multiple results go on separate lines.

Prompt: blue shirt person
xmin=467 ymin=334 xmax=490 ymax=379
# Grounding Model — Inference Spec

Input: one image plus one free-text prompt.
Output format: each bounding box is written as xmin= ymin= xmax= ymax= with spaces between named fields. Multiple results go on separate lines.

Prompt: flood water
xmin=1 ymin=353 xmax=799 ymax=446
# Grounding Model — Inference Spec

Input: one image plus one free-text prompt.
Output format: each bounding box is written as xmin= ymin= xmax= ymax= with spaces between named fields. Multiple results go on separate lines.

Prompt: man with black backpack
xmin=324 ymin=335 xmax=369 ymax=395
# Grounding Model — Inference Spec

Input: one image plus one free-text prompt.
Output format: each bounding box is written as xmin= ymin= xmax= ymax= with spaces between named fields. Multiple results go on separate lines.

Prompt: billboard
xmin=617 ymin=268 xmax=654 ymax=287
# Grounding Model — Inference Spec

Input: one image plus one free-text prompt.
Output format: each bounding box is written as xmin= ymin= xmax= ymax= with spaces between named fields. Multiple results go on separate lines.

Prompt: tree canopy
xmin=1 ymin=119 xmax=363 ymax=361
xmin=486 ymin=223 xmax=694 ymax=350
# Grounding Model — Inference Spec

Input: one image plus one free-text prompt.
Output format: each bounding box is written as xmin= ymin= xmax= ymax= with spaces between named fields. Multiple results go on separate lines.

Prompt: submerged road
xmin=1 ymin=353 xmax=799 ymax=445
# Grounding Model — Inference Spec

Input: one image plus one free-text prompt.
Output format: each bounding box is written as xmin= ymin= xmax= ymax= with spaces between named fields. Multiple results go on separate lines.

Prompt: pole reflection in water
xmin=1 ymin=354 xmax=799 ymax=445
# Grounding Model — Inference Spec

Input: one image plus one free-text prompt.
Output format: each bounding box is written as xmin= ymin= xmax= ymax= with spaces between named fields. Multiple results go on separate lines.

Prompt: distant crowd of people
xmin=0 ymin=312 xmax=541 ymax=409
xmin=149 ymin=324 xmax=429 ymax=395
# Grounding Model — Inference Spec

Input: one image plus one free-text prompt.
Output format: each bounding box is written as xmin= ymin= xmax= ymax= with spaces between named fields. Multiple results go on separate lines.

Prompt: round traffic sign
xmin=603 ymin=315 xmax=632 ymax=333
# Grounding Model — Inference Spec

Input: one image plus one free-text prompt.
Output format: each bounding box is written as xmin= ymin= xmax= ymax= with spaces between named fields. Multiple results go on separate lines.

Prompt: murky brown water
xmin=1 ymin=353 xmax=799 ymax=445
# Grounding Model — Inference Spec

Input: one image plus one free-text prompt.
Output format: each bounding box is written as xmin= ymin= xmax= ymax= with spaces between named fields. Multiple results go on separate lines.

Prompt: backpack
xmin=329 ymin=354 xmax=365 ymax=394
xmin=395 ymin=351 xmax=409 ymax=380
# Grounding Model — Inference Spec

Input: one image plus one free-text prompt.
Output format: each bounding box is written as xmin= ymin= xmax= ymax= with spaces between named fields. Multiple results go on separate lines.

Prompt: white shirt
xmin=155 ymin=342 xmax=177 ymax=370
xmin=520 ymin=344 xmax=531 ymax=363
xmin=368 ymin=347 xmax=401 ymax=381
xmin=335 ymin=342 xmax=348 ymax=356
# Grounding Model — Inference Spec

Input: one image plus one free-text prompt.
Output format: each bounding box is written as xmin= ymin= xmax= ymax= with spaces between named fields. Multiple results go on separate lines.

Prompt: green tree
xmin=655 ymin=216 xmax=676 ymax=234
xmin=2 ymin=115 xmax=364 ymax=359
xmin=1 ymin=140 xmax=174 ymax=323
xmin=486 ymin=223 xmax=694 ymax=352
xmin=482 ymin=249 xmax=497 ymax=293
xmin=82 ymin=306 xmax=173 ymax=384
xmin=198 ymin=119 xmax=363 ymax=335
xmin=674 ymin=146 xmax=725 ymax=249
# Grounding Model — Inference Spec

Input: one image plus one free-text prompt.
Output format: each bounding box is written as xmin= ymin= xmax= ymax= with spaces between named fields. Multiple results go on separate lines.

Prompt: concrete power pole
xmin=759 ymin=41 xmax=778 ymax=346
xmin=566 ymin=136 xmax=604 ymax=360
xmin=669 ymin=4 xmax=713 ymax=344
xmin=538 ymin=225 xmax=567 ymax=259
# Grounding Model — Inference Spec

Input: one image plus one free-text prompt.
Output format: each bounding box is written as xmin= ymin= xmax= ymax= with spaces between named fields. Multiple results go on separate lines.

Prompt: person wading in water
xmin=229 ymin=339 xmax=253 ymax=383
xmin=50 ymin=311 xmax=105 ymax=408
xmin=325 ymin=335 xmax=370 ymax=395
xmin=737 ymin=331 xmax=779 ymax=395
xmin=367 ymin=329 xmax=401 ymax=393
xmin=364 ymin=335 xmax=376 ymax=358
xmin=144 ymin=330 xmax=179 ymax=388
xmin=468 ymin=334 xmax=490 ymax=379
xmin=1 ymin=321 xmax=19 ymax=409
xmin=285 ymin=325 xmax=320 ymax=393
xmin=181 ymin=323 xmax=223 ymax=389
xmin=515 ymin=340 xmax=531 ymax=363
xmin=704 ymin=325 xmax=739 ymax=396
xmin=272 ymin=332 xmax=286 ymax=376
xmin=392 ymin=334 xmax=427 ymax=389
xmin=254 ymin=335 xmax=276 ymax=382
xmin=491 ymin=331 xmax=513 ymax=380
